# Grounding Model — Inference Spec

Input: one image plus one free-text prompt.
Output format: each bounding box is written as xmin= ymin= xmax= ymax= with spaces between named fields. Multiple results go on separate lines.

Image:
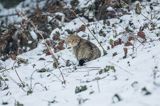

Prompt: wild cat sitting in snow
xmin=65 ymin=34 xmax=101 ymax=66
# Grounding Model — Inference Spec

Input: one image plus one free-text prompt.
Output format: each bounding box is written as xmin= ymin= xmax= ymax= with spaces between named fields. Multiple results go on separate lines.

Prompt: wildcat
xmin=66 ymin=34 xmax=101 ymax=66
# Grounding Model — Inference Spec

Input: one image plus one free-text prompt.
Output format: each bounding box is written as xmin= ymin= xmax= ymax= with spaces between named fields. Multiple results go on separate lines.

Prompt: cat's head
xmin=65 ymin=34 xmax=81 ymax=47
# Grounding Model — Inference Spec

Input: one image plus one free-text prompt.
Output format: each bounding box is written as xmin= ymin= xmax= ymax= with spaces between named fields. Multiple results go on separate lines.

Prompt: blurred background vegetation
xmin=0 ymin=0 xmax=24 ymax=8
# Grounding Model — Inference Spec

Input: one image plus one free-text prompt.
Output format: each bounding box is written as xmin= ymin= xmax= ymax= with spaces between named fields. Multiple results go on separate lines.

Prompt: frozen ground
xmin=0 ymin=0 xmax=160 ymax=106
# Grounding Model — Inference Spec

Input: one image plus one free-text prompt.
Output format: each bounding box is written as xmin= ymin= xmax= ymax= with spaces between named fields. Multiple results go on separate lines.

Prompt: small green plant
xmin=141 ymin=87 xmax=151 ymax=96
xmin=0 ymin=75 xmax=9 ymax=91
xmin=98 ymin=65 xmax=116 ymax=74
xmin=77 ymin=97 xmax=88 ymax=105
xmin=112 ymin=94 xmax=122 ymax=103
xmin=109 ymin=39 xmax=114 ymax=45
xmin=27 ymin=89 xmax=33 ymax=95
xmin=47 ymin=97 xmax=58 ymax=105
xmin=14 ymin=101 xmax=24 ymax=106
xmin=99 ymin=29 xmax=106 ymax=37
xmin=2 ymin=101 xmax=8 ymax=105
xmin=75 ymin=85 xmax=87 ymax=94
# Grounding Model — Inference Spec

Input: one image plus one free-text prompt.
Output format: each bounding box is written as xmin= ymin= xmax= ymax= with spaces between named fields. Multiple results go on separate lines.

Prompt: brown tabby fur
xmin=66 ymin=34 xmax=101 ymax=63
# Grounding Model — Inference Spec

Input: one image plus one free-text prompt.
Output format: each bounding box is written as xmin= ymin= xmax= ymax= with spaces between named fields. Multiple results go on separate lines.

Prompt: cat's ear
xmin=74 ymin=34 xmax=81 ymax=38
xmin=73 ymin=31 xmax=77 ymax=35
xmin=65 ymin=35 xmax=70 ymax=44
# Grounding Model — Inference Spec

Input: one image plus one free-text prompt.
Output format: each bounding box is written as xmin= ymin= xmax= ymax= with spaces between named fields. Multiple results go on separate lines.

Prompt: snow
xmin=1 ymin=0 xmax=160 ymax=106
xmin=0 ymin=3 xmax=3 ymax=10
xmin=78 ymin=0 xmax=95 ymax=9
xmin=30 ymin=30 xmax=38 ymax=40
xmin=107 ymin=6 xmax=114 ymax=11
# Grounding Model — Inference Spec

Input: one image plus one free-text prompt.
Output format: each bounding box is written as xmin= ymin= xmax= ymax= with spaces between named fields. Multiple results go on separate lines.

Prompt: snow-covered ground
xmin=1 ymin=0 xmax=160 ymax=106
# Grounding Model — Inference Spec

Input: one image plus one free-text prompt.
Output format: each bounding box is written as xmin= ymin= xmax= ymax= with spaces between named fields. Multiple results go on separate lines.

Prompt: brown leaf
xmin=123 ymin=48 xmax=128 ymax=58
xmin=125 ymin=41 xmax=133 ymax=46
xmin=137 ymin=31 xmax=146 ymax=41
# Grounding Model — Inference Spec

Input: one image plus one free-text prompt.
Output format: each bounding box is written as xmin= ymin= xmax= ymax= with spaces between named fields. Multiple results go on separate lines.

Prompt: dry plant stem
xmin=71 ymin=69 xmax=100 ymax=73
xmin=49 ymin=71 xmax=63 ymax=82
xmin=58 ymin=68 xmax=65 ymax=84
xmin=108 ymin=61 xmax=133 ymax=75
xmin=30 ymin=69 xmax=37 ymax=90
xmin=118 ymin=24 xmax=145 ymax=46
xmin=71 ymin=10 xmax=107 ymax=55
xmin=141 ymin=13 xmax=153 ymax=23
xmin=1 ymin=62 xmax=27 ymax=92
xmin=135 ymin=37 xmax=145 ymax=46
xmin=33 ymin=82 xmax=47 ymax=91
xmin=17 ymin=11 xmax=59 ymax=66
xmin=13 ymin=61 xmax=25 ymax=86
xmin=17 ymin=12 xmax=66 ymax=84
xmin=7 ymin=74 xmax=27 ymax=92
xmin=0 ymin=75 xmax=8 ymax=85
xmin=96 ymin=79 xmax=100 ymax=93
xmin=14 ymin=68 xmax=24 ymax=85
xmin=0 ymin=68 xmax=11 ymax=73
xmin=76 ymin=66 xmax=100 ymax=69
xmin=140 ymin=3 xmax=158 ymax=22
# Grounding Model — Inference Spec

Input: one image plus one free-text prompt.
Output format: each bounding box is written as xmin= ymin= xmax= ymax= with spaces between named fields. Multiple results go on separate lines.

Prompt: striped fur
xmin=66 ymin=34 xmax=101 ymax=62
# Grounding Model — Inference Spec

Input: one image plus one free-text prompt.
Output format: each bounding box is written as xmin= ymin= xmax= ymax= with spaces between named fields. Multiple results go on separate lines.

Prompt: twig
xmin=49 ymin=72 xmax=63 ymax=82
xmin=96 ymin=77 xmax=101 ymax=93
xmin=12 ymin=61 xmax=26 ymax=87
xmin=67 ymin=69 xmax=100 ymax=73
xmin=29 ymin=69 xmax=37 ymax=90
xmin=7 ymin=74 xmax=27 ymax=92
xmin=0 ymin=62 xmax=27 ymax=92
xmin=58 ymin=68 xmax=66 ymax=84
xmin=141 ymin=13 xmax=153 ymax=23
xmin=108 ymin=61 xmax=134 ymax=75
xmin=0 ymin=68 xmax=11 ymax=73
xmin=32 ymin=82 xmax=48 ymax=91
xmin=118 ymin=24 xmax=145 ymax=46
xmin=77 ymin=66 xmax=100 ymax=69
xmin=0 ymin=75 xmax=8 ymax=86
